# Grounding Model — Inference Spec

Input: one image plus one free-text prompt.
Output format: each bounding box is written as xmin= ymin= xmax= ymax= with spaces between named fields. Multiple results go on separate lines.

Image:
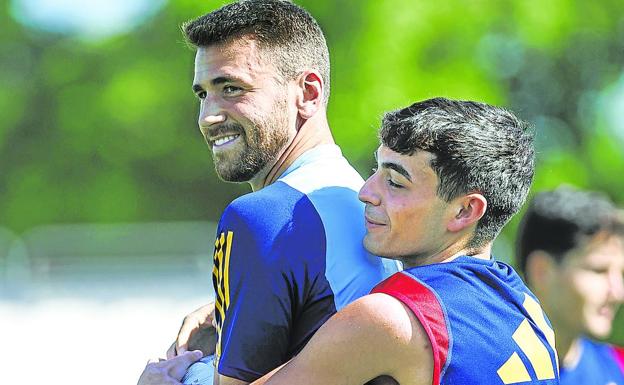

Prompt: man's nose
xmin=198 ymin=98 xmax=227 ymax=136
xmin=608 ymin=267 xmax=624 ymax=303
xmin=359 ymin=175 xmax=381 ymax=206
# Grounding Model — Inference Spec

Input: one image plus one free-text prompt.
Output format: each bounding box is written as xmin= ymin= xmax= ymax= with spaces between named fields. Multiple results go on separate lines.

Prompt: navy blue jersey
xmin=372 ymin=256 xmax=559 ymax=385
xmin=560 ymin=336 xmax=624 ymax=385
xmin=212 ymin=145 xmax=398 ymax=381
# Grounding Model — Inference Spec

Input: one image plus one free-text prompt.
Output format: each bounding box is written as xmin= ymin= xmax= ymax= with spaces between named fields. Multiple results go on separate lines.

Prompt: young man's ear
xmin=296 ymin=71 xmax=323 ymax=119
xmin=447 ymin=193 xmax=487 ymax=233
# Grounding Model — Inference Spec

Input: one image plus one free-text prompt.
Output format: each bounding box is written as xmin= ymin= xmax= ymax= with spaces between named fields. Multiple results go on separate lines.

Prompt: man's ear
xmin=525 ymin=251 xmax=557 ymax=292
xmin=447 ymin=193 xmax=487 ymax=233
xmin=296 ymin=71 xmax=323 ymax=119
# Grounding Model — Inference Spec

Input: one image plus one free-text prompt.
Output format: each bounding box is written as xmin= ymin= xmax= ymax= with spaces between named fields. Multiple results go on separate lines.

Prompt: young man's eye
xmin=582 ymin=265 xmax=609 ymax=274
xmin=387 ymin=178 xmax=403 ymax=189
xmin=196 ymin=91 xmax=207 ymax=100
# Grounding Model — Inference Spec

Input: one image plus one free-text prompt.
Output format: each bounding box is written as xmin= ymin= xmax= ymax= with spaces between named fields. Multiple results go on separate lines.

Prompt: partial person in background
xmin=140 ymin=1 xmax=397 ymax=384
xmin=517 ymin=186 xmax=624 ymax=385
xmin=238 ymin=98 xmax=558 ymax=385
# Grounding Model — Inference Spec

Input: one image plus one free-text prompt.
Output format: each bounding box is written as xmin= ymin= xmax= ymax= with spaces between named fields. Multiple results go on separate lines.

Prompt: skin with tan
xmin=526 ymin=233 xmax=624 ymax=368
xmin=361 ymin=147 xmax=489 ymax=268
xmin=245 ymin=145 xmax=491 ymax=385
xmin=192 ymin=36 xmax=333 ymax=192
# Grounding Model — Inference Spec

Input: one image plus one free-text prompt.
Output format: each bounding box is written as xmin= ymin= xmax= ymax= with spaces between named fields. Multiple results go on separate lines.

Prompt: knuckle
xmin=182 ymin=315 xmax=197 ymax=325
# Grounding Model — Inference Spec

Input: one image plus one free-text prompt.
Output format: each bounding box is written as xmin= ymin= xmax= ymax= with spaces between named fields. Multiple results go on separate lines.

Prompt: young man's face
xmin=192 ymin=37 xmax=296 ymax=182
xmin=553 ymin=234 xmax=624 ymax=338
xmin=358 ymin=146 xmax=452 ymax=263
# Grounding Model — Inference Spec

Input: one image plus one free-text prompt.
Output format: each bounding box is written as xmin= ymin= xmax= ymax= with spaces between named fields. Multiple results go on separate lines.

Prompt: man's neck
xmin=546 ymin=318 xmax=580 ymax=368
xmin=560 ymin=336 xmax=583 ymax=369
xmin=249 ymin=114 xmax=334 ymax=191
xmin=401 ymin=240 xmax=492 ymax=269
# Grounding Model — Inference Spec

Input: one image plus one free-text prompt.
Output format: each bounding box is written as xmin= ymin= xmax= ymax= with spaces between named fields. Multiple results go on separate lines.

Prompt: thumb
xmin=167 ymin=350 xmax=203 ymax=380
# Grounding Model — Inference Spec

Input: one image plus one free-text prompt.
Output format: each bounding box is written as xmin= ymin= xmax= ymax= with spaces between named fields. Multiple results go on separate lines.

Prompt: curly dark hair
xmin=380 ymin=97 xmax=535 ymax=248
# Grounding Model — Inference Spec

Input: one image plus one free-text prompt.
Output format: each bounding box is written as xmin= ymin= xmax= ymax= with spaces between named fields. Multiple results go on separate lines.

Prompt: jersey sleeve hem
xmin=371 ymin=272 xmax=451 ymax=385
xmin=217 ymin=362 xmax=264 ymax=383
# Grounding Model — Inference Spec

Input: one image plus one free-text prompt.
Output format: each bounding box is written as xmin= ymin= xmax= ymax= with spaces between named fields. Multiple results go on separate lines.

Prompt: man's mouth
xmin=598 ymin=305 xmax=615 ymax=319
xmin=211 ymin=134 xmax=240 ymax=147
xmin=364 ymin=214 xmax=385 ymax=228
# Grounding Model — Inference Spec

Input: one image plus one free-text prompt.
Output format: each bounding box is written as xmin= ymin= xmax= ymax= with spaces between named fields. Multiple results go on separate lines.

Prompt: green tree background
xmin=1 ymin=0 xmax=623 ymax=342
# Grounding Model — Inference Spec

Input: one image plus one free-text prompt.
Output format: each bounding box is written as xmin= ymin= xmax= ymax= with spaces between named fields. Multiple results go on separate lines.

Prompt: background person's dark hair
xmin=380 ymin=97 xmax=534 ymax=248
xmin=516 ymin=186 xmax=623 ymax=279
xmin=183 ymin=0 xmax=331 ymax=104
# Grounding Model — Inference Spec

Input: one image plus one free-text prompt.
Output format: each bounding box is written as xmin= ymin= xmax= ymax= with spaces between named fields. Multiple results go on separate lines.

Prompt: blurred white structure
xmin=10 ymin=0 xmax=167 ymax=39
xmin=0 ymin=222 xmax=216 ymax=385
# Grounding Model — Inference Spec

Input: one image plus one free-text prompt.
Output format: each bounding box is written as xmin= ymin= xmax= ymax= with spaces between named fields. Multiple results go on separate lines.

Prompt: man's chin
xmin=363 ymin=236 xmax=389 ymax=257
xmin=214 ymin=160 xmax=265 ymax=183
xmin=585 ymin=320 xmax=613 ymax=339
xmin=215 ymin=169 xmax=252 ymax=183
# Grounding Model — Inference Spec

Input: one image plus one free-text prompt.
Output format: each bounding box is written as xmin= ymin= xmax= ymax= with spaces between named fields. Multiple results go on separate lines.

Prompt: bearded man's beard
xmin=212 ymin=98 xmax=290 ymax=183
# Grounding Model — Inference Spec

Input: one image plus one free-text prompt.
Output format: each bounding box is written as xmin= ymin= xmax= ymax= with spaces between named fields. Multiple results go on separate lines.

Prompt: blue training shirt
xmin=372 ymin=256 xmax=559 ymax=385
xmin=560 ymin=336 xmax=624 ymax=385
xmin=212 ymin=144 xmax=396 ymax=381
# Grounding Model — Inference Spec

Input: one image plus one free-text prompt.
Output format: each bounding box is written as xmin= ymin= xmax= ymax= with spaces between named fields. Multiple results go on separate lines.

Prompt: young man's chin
xmin=363 ymin=237 xmax=391 ymax=258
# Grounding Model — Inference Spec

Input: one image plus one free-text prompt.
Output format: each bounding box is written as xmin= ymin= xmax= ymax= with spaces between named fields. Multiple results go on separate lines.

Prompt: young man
xmin=517 ymin=186 xmax=624 ymax=385
xmin=240 ymin=97 xmax=558 ymax=385
xmin=145 ymin=1 xmax=396 ymax=384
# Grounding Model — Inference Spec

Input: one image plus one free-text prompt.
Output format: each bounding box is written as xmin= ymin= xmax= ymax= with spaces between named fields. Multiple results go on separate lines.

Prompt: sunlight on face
xmin=358 ymin=146 xmax=450 ymax=262
xmin=192 ymin=38 xmax=295 ymax=182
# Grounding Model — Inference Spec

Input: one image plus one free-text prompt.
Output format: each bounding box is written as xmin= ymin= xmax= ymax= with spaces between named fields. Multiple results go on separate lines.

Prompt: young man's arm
xmin=251 ymin=293 xmax=434 ymax=385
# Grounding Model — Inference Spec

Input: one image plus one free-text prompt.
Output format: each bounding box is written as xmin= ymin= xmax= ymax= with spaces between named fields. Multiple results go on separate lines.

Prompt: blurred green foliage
xmin=1 ymin=0 xmax=624 ymax=341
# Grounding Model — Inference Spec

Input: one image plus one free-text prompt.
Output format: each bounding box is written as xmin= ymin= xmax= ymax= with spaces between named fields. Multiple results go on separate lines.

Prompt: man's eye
xmin=582 ymin=265 xmax=609 ymax=274
xmin=387 ymin=179 xmax=403 ymax=189
xmin=196 ymin=91 xmax=207 ymax=100
xmin=223 ymin=85 xmax=242 ymax=95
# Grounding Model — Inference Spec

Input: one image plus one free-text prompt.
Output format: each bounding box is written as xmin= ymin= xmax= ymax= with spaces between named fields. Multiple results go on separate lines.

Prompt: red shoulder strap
xmin=371 ymin=272 xmax=450 ymax=385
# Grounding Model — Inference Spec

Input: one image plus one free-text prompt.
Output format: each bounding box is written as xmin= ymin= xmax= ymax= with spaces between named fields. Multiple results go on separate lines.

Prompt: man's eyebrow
xmin=381 ymin=162 xmax=412 ymax=182
xmin=211 ymin=76 xmax=236 ymax=86
xmin=192 ymin=76 xmax=244 ymax=92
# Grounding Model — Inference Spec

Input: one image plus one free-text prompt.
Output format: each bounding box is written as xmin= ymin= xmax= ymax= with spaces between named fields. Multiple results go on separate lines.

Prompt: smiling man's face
xmin=553 ymin=234 xmax=624 ymax=338
xmin=358 ymin=146 xmax=453 ymax=262
xmin=192 ymin=37 xmax=296 ymax=182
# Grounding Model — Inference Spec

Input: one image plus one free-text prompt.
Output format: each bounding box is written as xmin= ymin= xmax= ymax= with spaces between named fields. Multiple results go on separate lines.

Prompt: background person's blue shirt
xmin=560 ymin=336 xmax=624 ymax=385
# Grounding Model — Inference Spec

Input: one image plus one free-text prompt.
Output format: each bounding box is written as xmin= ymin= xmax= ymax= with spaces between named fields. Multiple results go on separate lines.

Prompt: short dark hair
xmin=183 ymin=0 xmax=330 ymax=104
xmin=516 ymin=186 xmax=623 ymax=275
xmin=380 ymin=97 xmax=534 ymax=248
